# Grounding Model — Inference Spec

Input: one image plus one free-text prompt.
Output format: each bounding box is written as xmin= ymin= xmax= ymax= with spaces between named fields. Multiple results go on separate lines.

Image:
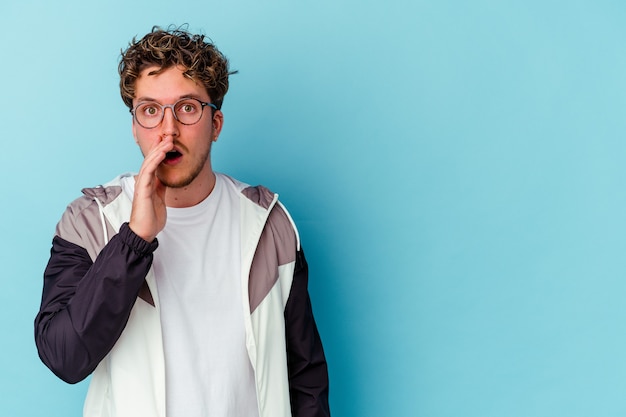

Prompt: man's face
xmin=132 ymin=65 xmax=223 ymax=188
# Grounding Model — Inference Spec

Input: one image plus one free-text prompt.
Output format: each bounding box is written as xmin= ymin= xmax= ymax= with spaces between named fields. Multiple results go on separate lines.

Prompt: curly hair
xmin=119 ymin=25 xmax=235 ymax=110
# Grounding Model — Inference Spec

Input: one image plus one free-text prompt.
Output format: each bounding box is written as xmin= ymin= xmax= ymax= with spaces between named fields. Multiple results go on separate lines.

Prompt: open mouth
xmin=164 ymin=150 xmax=182 ymax=162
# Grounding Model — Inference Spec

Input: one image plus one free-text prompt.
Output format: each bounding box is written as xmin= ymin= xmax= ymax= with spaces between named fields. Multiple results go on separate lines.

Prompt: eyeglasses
xmin=130 ymin=98 xmax=217 ymax=129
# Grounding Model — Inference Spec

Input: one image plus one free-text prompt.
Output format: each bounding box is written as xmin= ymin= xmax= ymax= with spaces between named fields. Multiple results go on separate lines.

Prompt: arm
xmin=284 ymin=248 xmax=331 ymax=417
xmin=34 ymin=222 xmax=157 ymax=383
xmin=36 ymin=132 xmax=172 ymax=383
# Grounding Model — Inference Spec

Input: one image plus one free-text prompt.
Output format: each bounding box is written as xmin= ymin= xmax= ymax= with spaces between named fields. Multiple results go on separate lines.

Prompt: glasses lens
xmin=135 ymin=102 xmax=162 ymax=128
xmin=174 ymin=99 xmax=203 ymax=125
xmin=133 ymin=99 xmax=205 ymax=128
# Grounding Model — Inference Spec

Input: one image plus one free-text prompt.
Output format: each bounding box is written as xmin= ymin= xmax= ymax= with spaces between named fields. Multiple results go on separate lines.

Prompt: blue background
xmin=2 ymin=0 xmax=626 ymax=416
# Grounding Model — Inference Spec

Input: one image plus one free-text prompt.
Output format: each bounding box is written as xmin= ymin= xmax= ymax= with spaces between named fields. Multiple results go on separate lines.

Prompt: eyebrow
xmin=135 ymin=94 xmax=206 ymax=103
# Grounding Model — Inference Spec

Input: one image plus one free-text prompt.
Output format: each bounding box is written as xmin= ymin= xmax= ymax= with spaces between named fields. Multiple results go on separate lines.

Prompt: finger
xmin=144 ymin=138 xmax=173 ymax=168
xmin=136 ymin=139 xmax=173 ymax=186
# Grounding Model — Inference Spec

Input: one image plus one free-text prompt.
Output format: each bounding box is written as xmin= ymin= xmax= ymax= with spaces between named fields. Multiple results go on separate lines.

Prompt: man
xmin=35 ymin=26 xmax=330 ymax=417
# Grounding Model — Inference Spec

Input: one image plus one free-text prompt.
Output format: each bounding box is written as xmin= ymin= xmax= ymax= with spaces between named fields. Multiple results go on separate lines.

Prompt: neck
xmin=164 ymin=170 xmax=217 ymax=208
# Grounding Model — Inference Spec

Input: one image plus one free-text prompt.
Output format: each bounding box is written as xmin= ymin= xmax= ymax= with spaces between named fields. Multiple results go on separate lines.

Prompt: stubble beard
xmin=157 ymin=142 xmax=212 ymax=189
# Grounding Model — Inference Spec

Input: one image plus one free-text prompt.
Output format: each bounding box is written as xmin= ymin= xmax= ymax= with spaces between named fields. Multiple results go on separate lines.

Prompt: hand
xmin=128 ymin=137 xmax=173 ymax=242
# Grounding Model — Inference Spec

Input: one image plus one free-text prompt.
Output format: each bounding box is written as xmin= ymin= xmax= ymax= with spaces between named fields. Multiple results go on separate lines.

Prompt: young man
xmin=35 ymin=26 xmax=330 ymax=417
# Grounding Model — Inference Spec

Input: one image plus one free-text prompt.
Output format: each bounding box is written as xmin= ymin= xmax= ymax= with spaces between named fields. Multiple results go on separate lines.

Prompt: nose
xmin=160 ymin=106 xmax=179 ymax=138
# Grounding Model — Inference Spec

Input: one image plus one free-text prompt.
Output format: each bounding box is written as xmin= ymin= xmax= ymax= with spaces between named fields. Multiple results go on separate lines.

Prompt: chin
xmin=160 ymin=176 xmax=195 ymax=189
xmin=157 ymin=170 xmax=193 ymax=188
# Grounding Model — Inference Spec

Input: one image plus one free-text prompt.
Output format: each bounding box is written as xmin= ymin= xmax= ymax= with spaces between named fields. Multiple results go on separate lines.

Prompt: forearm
xmin=35 ymin=223 xmax=157 ymax=383
xmin=285 ymin=249 xmax=331 ymax=417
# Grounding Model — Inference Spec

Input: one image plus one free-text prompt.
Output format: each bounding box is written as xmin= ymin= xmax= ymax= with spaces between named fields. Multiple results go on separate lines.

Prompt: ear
xmin=212 ymin=110 xmax=224 ymax=142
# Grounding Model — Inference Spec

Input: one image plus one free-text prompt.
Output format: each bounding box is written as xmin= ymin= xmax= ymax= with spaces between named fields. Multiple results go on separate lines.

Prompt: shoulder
xmin=267 ymin=201 xmax=301 ymax=253
xmin=246 ymin=184 xmax=301 ymax=252
xmin=220 ymin=173 xmax=278 ymax=212
xmin=220 ymin=173 xmax=301 ymax=249
xmin=56 ymin=195 xmax=101 ymax=240
xmin=55 ymin=175 xmax=130 ymax=248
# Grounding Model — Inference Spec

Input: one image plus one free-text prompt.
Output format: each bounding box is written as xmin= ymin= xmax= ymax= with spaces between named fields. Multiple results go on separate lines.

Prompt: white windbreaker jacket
xmin=35 ymin=173 xmax=330 ymax=417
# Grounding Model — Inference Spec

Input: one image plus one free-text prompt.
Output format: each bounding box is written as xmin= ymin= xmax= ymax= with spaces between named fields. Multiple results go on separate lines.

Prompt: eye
xmin=177 ymin=101 xmax=199 ymax=114
xmin=139 ymin=103 xmax=160 ymax=117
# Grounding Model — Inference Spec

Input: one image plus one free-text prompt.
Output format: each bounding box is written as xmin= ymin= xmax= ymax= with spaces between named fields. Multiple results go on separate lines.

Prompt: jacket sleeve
xmin=34 ymin=222 xmax=157 ymax=384
xmin=284 ymin=248 xmax=331 ymax=417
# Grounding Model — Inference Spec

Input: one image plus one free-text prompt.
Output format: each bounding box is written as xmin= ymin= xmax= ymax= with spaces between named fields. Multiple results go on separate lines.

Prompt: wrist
xmin=127 ymin=221 xmax=157 ymax=244
xmin=121 ymin=223 xmax=159 ymax=254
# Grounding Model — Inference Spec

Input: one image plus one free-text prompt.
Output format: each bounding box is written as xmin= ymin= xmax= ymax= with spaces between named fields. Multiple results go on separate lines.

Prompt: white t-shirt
xmin=121 ymin=173 xmax=259 ymax=417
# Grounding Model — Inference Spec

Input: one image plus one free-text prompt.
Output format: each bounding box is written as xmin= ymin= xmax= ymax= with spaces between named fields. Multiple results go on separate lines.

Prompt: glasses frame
xmin=130 ymin=98 xmax=217 ymax=129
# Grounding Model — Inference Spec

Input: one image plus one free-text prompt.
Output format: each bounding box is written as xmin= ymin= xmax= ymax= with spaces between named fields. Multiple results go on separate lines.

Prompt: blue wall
xmin=3 ymin=1 xmax=626 ymax=416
